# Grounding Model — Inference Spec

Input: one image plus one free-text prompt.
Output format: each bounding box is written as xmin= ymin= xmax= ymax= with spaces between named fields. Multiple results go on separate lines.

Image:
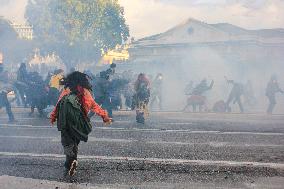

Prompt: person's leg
xmin=267 ymin=96 xmax=276 ymax=114
xmin=61 ymin=131 xmax=78 ymax=175
xmin=158 ymin=94 xmax=162 ymax=111
xmin=150 ymin=95 xmax=156 ymax=110
xmin=236 ymin=97 xmax=244 ymax=113
xmin=1 ymin=92 xmax=15 ymax=122
xmin=226 ymin=93 xmax=234 ymax=112
xmin=29 ymin=102 xmax=35 ymax=116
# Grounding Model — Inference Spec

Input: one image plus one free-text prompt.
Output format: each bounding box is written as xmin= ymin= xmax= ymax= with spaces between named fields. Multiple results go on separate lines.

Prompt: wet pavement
xmin=0 ymin=108 xmax=284 ymax=188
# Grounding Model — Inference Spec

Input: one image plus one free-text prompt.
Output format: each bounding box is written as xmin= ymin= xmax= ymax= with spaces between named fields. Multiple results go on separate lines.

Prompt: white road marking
xmin=0 ymin=151 xmax=283 ymax=169
xmin=0 ymin=136 xmax=55 ymax=139
xmin=0 ymin=124 xmax=284 ymax=136
xmin=0 ymin=135 xmax=283 ymax=147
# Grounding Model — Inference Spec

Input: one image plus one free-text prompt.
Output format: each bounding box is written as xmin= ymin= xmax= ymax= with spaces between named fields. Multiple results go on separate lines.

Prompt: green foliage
xmin=25 ymin=0 xmax=129 ymax=66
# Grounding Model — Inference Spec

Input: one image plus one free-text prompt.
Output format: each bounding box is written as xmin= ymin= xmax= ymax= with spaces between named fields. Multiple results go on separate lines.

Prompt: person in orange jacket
xmin=50 ymin=71 xmax=111 ymax=176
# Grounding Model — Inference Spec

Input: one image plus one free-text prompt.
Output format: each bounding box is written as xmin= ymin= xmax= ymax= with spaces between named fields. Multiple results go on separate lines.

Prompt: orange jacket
xmin=50 ymin=88 xmax=109 ymax=124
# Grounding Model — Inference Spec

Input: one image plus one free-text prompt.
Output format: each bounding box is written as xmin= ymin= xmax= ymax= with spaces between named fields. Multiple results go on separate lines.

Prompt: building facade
xmin=10 ymin=23 xmax=33 ymax=40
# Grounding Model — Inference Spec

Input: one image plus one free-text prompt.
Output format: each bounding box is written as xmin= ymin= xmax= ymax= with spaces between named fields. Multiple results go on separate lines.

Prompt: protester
xmin=266 ymin=75 xmax=283 ymax=114
xmin=50 ymin=71 xmax=111 ymax=176
xmin=0 ymin=65 xmax=16 ymax=123
xmin=132 ymin=73 xmax=150 ymax=124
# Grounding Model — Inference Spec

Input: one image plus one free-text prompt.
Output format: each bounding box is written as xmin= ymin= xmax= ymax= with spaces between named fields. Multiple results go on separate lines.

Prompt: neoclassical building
xmin=128 ymin=18 xmax=284 ymax=74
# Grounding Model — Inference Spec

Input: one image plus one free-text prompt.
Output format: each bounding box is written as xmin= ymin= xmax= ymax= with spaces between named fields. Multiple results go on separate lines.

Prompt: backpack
xmin=56 ymin=94 xmax=92 ymax=142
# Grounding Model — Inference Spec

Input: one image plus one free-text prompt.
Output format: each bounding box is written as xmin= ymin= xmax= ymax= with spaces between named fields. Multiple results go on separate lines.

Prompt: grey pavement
xmin=0 ymin=108 xmax=284 ymax=188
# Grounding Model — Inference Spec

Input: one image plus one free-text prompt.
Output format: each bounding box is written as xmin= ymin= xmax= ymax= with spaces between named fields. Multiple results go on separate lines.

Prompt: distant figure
xmin=225 ymin=78 xmax=244 ymax=113
xmin=183 ymin=79 xmax=214 ymax=112
xmin=93 ymin=71 xmax=112 ymax=117
xmin=132 ymin=73 xmax=150 ymax=124
xmin=105 ymin=63 xmax=116 ymax=78
xmin=0 ymin=66 xmax=15 ymax=123
xmin=26 ymin=72 xmax=48 ymax=117
xmin=265 ymin=75 xmax=283 ymax=114
xmin=15 ymin=63 xmax=29 ymax=107
xmin=150 ymin=73 xmax=163 ymax=110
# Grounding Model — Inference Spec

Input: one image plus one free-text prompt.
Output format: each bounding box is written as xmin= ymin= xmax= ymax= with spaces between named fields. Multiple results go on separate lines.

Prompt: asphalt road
xmin=0 ymin=108 xmax=284 ymax=188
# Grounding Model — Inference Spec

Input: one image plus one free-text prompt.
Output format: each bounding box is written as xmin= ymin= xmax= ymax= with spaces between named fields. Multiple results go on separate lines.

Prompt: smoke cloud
xmin=0 ymin=0 xmax=28 ymax=23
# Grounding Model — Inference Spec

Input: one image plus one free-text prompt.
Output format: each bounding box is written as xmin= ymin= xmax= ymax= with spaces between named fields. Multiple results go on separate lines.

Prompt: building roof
xmin=132 ymin=18 xmax=284 ymax=47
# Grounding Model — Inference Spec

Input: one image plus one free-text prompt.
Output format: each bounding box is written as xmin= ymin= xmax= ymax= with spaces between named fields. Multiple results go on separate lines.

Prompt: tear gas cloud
xmin=130 ymin=45 xmax=284 ymax=113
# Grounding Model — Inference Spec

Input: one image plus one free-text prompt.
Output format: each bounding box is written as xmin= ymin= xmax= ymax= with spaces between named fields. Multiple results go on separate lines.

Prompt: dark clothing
xmin=93 ymin=77 xmax=112 ymax=117
xmin=16 ymin=66 xmax=28 ymax=107
xmin=192 ymin=80 xmax=214 ymax=95
xmin=266 ymin=80 xmax=283 ymax=114
xmin=0 ymin=72 xmax=15 ymax=122
xmin=133 ymin=79 xmax=150 ymax=124
xmin=56 ymin=94 xmax=93 ymax=168
xmin=25 ymin=73 xmax=48 ymax=116
xmin=226 ymin=81 xmax=244 ymax=113
xmin=61 ymin=130 xmax=80 ymax=169
xmin=17 ymin=67 xmax=28 ymax=83
xmin=0 ymin=92 xmax=15 ymax=121
xmin=48 ymin=87 xmax=60 ymax=106
xmin=56 ymin=94 xmax=92 ymax=142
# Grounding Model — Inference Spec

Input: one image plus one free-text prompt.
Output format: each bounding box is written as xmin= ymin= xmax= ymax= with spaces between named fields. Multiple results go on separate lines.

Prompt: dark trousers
xmin=0 ymin=92 xmax=15 ymax=121
xmin=48 ymin=87 xmax=59 ymax=106
xmin=150 ymin=94 xmax=162 ymax=110
xmin=267 ymin=95 xmax=276 ymax=114
xmin=95 ymin=96 xmax=113 ymax=118
xmin=61 ymin=130 xmax=80 ymax=169
xmin=226 ymin=94 xmax=244 ymax=113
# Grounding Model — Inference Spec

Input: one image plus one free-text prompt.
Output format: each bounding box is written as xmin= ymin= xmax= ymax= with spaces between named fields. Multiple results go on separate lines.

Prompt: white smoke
xmin=0 ymin=0 xmax=28 ymax=23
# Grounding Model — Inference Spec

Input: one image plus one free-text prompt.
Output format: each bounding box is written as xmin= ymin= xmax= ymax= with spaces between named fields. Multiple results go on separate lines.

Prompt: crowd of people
xmin=1 ymin=62 xmax=284 ymax=125
xmin=183 ymin=76 xmax=283 ymax=114
xmin=1 ymin=62 xmax=284 ymax=177
xmin=0 ymin=62 xmax=155 ymax=124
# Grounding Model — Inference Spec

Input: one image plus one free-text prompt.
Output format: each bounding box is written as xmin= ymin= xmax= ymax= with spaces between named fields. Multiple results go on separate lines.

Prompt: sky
xmin=1 ymin=0 xmax=284 ymax=39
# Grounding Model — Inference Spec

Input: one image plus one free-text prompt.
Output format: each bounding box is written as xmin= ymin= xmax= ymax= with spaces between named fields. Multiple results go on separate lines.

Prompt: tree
xmin=25 ymin=0 xmax=129 ymax=67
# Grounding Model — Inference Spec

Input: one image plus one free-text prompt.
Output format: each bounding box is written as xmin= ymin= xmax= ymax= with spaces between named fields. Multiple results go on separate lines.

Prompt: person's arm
xmin=83 ymin=89 xmax=111 ymax=123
